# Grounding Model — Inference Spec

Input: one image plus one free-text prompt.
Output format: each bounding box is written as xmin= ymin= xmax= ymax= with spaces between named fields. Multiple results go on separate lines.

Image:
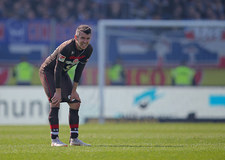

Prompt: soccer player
xmin=39 ymin=25 xmax=93 ymax=147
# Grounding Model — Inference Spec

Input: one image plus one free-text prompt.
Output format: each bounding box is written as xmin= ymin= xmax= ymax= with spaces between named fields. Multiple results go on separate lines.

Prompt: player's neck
xmin=75 ymin=42 xmax=83 ymax=51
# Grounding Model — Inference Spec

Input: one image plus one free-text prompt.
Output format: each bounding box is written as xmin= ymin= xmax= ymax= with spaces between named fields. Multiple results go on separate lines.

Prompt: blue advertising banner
xmin=105 ymin=25 xmax=225 ymax=66
xmin=1 ymin=19 xmax=225 ymax=67
xmin=0 ymin=20 xmax=97 ymax=65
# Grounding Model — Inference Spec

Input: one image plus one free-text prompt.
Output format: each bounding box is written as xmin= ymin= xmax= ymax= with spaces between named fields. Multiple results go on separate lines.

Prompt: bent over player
xmin=39 ymin=25 xmax=93 ymax=147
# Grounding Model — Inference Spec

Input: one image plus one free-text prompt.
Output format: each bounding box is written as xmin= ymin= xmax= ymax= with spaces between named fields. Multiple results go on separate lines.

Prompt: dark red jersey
xmin=40 ymin=39 xmax=93 ymax=88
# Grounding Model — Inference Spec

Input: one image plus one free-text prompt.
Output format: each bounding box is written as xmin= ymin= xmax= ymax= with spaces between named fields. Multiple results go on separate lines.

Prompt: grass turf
xmin=0 ymin=123 xmax=224 ymax=160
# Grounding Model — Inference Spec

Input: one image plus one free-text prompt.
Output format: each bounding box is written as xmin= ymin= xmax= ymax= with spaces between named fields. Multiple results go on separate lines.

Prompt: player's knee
xmin=69 ymin=103 xmax=80 ymax=110
xmin=50 ymin=103 xmax=60 ymax=108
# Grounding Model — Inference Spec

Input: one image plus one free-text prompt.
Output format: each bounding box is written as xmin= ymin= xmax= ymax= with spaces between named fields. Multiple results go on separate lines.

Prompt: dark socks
xmin=69 ymin=108 xmax=79 ymax=139
xmin=48 ymin=107 xmax=59 ymax=139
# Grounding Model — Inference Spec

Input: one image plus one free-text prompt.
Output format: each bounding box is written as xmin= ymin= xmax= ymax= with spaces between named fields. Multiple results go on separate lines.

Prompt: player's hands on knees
xmin=70 ymin=91 xmax=81 ymax=103
xmin=51 ymin=92 xmax=61 ymax=106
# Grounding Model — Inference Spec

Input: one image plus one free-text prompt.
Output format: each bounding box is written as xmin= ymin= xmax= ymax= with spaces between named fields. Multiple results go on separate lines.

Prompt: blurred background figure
xmin=13 ymin=56 xmax=34 ymax=85
xmin=171 ymin=59 xmax=196 ymax=86
xmin=108 ymin=58 xmax=126 ymax=85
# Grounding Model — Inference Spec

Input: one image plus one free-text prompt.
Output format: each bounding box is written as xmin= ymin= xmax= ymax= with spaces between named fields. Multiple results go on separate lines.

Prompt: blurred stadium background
xmin=0 ymin=0 xmax=225 ymax=124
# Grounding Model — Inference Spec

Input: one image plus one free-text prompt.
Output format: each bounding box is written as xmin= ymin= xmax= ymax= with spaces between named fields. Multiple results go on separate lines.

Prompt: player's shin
xmin=49 ymin=107 xmax=59 ymax=139
xmin=69 ymin=108 xmax=79 ymax=138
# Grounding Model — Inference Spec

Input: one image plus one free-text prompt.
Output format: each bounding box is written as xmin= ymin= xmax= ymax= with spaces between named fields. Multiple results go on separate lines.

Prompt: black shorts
xmin=39 ymin=69 xmax=77 ymax=103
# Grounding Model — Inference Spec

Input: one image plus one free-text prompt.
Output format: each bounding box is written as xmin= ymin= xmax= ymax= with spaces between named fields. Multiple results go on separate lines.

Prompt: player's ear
xmin=74 ymin=35 xmax=77 ymax=40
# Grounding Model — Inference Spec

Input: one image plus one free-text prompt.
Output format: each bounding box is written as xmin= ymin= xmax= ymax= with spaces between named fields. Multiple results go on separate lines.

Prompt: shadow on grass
xmin=94 ymin=144 xmax=184 ymax=148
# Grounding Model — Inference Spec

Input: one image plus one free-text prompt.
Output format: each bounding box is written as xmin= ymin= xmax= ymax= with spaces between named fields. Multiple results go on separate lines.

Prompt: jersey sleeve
xmin=73 ymin=45 xmax=93 ymax=83
xmin=73 ymin=63 xmax=85 ymax=83
xmin=55 ymin=47 xmax=69 ymax=88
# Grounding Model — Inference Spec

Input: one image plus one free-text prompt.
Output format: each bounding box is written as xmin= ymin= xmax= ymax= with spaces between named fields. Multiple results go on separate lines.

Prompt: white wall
xmin=0 ymin=86 xmax=225 ymax=125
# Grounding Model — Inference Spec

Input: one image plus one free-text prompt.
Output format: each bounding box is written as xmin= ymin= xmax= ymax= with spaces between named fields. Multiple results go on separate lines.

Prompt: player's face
xmin=75 ymin=31 xmax=91 ymax=50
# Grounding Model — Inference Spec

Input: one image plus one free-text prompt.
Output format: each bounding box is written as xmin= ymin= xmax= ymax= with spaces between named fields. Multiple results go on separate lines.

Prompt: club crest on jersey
xmin=73 ymin=59 xmax=79 ymax=64
xmin=58 ymin=54 xmax=66 ymax=62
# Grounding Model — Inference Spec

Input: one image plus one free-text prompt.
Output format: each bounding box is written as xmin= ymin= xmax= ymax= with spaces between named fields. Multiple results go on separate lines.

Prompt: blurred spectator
xmin=27 ymin=9 xmax=36 ymax=20
xmin=171 ymin=60 xmax=196 ymax=86
xmin=130 ymin=0 xmax=149 ymax=19
xmin=108 ymin=58 xmax=126 ymax=85
xmin=185 ymin=6 xmax=201 ymax=19
xmin=107 ymin=1 xmax=126 ymax=19
xmin=89 ymin=1 xmax=105 ymax=20
xmin=76 ymin=0 xmax=92 ymax=21
xmin=0 ymin=0 xmax=224 ymax=20
xmin=13 ymin=56 xmax=34 ymax=85
xmin=173 ymin=4 xmax=184 ymax=20
xmin=56 ymin=6 xmax=70 ymax=22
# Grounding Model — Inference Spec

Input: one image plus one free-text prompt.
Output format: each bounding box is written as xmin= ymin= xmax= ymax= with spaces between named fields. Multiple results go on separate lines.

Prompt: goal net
xmin=97 ymin=20 xmax=225 ymax=123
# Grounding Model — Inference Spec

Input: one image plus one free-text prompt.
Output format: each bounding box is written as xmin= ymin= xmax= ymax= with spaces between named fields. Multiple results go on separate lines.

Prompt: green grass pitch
xmin=0 ymin=122 xmax=225 ymax=160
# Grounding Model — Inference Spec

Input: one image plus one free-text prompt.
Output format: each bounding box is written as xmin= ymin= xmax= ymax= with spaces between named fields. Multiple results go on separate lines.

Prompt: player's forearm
xmin=73 ymin=63 xmax=85 ymax=83
xmin=72 ymin=82 xmax=78 ymax=92
xmin=55 ymin=88 xmax=61 ymax=93
xmin=55 ymin=61 xmax=64 ymax=88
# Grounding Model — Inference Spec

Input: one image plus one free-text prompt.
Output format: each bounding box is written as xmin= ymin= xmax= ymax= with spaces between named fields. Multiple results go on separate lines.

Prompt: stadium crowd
xmin=0 ymin=0 xmax=224 ymax=21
